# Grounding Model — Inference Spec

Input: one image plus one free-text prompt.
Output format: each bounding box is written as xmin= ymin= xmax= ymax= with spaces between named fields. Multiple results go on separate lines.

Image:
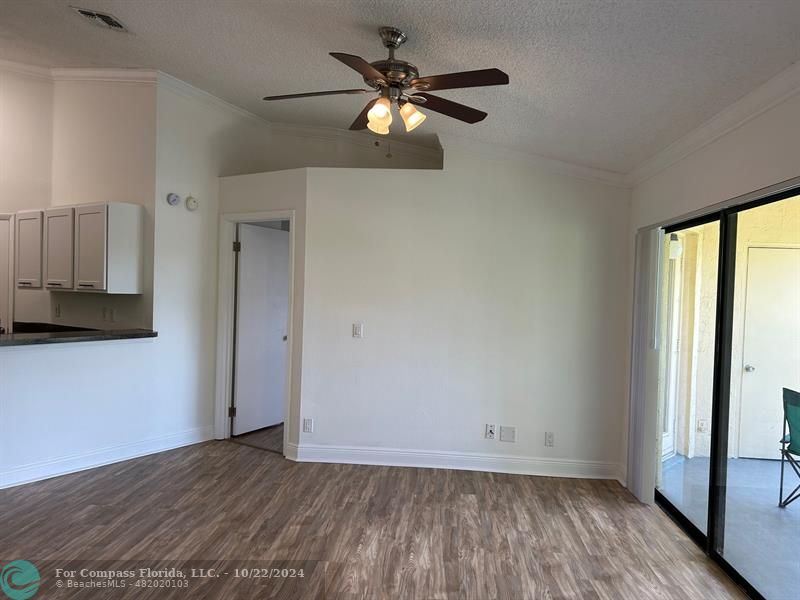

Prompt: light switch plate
xmin=352 ymin=322 xmax=364 ymax=338
xmin=499 ymin=426 xmax=516 ymax=442
xmin=303 ymin=418 xmax=314 ymax=433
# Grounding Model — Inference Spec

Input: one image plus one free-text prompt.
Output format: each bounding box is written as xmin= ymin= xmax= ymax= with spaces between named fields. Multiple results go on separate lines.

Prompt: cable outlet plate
xmin=499 ymin=426 xmax=516 ymax=442
xmin=485 ymin=424 xmax=496 ymax=440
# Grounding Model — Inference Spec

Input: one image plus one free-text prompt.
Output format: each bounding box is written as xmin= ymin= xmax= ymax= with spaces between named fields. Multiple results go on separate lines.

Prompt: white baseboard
xmin=0 ymin=427 xmax=213 ymax=489
xmin=287 ymin=443 xmax=621 ymax=481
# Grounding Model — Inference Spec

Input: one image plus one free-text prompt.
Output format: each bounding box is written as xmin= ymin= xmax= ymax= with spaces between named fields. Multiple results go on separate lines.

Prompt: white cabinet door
xmin=16 ymin=211 xmax=42 ymax=288
xmin=74 ymin=204 xmax=107 ymax=291
xmin=44 ymin=207 xmax=74 ymax=289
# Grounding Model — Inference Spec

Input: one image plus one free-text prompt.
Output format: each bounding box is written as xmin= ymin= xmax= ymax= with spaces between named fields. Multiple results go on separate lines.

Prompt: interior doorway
xmin=230 ymin=219 xmax=291 ymax=454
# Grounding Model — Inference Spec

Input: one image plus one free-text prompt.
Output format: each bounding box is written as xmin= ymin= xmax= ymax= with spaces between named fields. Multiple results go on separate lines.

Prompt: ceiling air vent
xmin=70 ymin=6 xmax=129 ymax=32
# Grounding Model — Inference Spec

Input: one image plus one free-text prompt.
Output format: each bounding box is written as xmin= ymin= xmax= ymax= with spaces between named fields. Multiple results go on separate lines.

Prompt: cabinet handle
xmin=49 ymin=282 xmax=62 ymax=287
xmin=18 ymin=281 xmax=31 ymax=286
xmin=78 ymin=283 xmax=94 ymax=288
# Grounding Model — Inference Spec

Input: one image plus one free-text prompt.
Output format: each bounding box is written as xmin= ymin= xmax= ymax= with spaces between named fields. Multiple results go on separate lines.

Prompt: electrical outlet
xmin=55 ymin=303 xmax=61 ymax=318
xmin=102 ymin=307 xmax=109 ymax=321
xmin=499 ymin=426 xmax=516 ymax=442
xmin=485 ymin=423 xmax=496 ymax=440
xmin=303 ymin=418 xmax=314 ymax=433
xmin=110 ymin=308 xmax=117 ymax=323
xmin=697 ymin=419 xmax=710 ymax=433
xmin=544 ymin=431 xmax=555 ymax=447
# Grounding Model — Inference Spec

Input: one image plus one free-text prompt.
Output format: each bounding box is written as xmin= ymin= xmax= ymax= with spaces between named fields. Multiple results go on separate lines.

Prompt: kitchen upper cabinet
xmin=74 ymin=203 xmax=144 ymax=294
xmin=16 ymin=210 xmax=43 ymax=288
xmin=44 ymin=207 xmax=74 ymax=289
xmin=74 ymin=204 xmax=107 ymax=290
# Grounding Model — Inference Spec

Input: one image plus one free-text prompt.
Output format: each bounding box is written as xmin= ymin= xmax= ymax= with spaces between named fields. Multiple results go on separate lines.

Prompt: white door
xmin=233 ymin=224 xmax=290 ymax=436
xmin=739 ymin=247 xmax=800 ymax=459
xmin=0 ymin=216 xmax=11 ymax=333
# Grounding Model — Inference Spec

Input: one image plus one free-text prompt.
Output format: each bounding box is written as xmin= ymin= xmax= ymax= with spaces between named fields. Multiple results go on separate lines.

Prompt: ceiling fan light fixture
xmin=367 ymin=97 xmax=392 ymax=126
xmin=400 ymin=102 xmax=426 ymax=132
xmin=367 ymin=120 xmax=390 ymax=135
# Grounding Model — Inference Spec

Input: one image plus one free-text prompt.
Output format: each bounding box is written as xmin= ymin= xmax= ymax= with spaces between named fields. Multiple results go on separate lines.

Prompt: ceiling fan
xmin=263 ymin=26 xmax=509 ymax=135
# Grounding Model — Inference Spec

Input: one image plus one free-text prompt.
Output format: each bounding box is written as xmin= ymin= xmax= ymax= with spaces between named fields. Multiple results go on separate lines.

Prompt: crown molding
xmin=438 ymin=133 xmax=629 ymax=188
xmin=50 ymin=68 xmax=158 ymax=83
xmin=627 ymin=61 xmax=800 ymax=187
xmin=270 ymin=122 xmax=443 ymax=162
xmin=0 ymin=59 xmax=52 ymax=80
xmin=157 ymin=72 xmax=268 ymax=124
xmin=1 ymin=61 xmax=159 ymax=84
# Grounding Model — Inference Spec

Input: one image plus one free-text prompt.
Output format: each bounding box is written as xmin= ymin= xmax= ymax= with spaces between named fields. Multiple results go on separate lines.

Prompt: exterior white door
xmin=738 ymin=246 xmax=800 ymax=459
xmin=233 ymin=224 xmax=290 ymax=436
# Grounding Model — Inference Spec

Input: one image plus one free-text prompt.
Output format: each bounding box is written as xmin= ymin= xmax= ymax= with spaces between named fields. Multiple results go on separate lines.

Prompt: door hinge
xmin=228 ymin=406 xmax=237 ymax=418
xmin=233 ymin=241 xmax=241 ymax=252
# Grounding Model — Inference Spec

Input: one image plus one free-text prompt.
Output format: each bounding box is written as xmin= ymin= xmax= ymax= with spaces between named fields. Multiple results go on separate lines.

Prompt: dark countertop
xmin=0 ymin=328 xmax=158 ymax=347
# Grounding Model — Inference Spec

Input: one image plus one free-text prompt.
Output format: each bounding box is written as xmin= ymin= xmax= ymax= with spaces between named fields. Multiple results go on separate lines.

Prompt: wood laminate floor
xmin=0 ymin=442 xmax=744 ymax=599
xmin=233 ymin=423 xmax=284 ymax=454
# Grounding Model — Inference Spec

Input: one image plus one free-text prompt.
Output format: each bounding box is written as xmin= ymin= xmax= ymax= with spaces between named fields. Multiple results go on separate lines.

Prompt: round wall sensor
xmin=166 ymin=192 xmax=181 ymax=206
xmin=186 ymin=196 xmax=199 ymax=211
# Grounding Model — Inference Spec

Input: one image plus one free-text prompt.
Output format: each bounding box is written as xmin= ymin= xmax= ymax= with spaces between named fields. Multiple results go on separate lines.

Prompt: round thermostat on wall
xmin=186 ymin=196 xmax=199 ymax=211
xmin=166 ymin=192 xmax=181 ymax=206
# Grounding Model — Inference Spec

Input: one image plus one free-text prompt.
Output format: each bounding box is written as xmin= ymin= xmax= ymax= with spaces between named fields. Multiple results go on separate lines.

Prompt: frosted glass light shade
xmin=400 ymin=103 xmax=426 ymax=132
xmin=367 ymin=97 xmax=392 ymax=126
xmin=367 ymin=121 xmax=390 ymax=135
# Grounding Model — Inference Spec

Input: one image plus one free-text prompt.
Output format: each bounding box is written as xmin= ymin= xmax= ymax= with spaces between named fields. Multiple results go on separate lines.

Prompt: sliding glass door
xmin=655 ymin=221 xmax=720 ymax=536
xmin=719 ymin=195 xmax=800 ymax=600
xmin=654 ymin=190 xmax=800 ymax=600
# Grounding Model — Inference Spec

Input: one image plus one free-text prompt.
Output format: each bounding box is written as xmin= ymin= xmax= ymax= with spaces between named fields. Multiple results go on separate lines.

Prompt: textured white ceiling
xmin=1 ymin=0 xmax=799 ymax=174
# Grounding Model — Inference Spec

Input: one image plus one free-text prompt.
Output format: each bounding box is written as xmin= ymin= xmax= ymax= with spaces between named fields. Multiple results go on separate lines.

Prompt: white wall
xmin=632 ymin=87 xmax=800 ymax=229
xmin=219 ymin=145 xmax=632 ymax=478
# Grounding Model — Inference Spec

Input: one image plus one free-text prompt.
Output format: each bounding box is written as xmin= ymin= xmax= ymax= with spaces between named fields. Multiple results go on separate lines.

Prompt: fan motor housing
xmin=367 ymin=59 xmax=419 ymax=87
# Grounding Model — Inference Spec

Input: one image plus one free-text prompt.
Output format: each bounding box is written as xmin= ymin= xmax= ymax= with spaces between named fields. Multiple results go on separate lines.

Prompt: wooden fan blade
xmin=349 ymin=98 xmax=378 ymax=130
xmin=410 ymin=68 xmax=509 ymax=91
xmin=263 ymin=89 xmax=371 ymax=101
xmin=414 ymin=93 xmax=487 ymax=124
xmin=330 ymin=52 xmax=387 ymax=83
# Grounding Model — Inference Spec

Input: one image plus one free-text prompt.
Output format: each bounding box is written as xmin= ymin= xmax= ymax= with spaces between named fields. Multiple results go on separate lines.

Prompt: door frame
xmin=0 ymin=213 xmax=14 ymax=334
xmin=214 ymin=209 xmax=297 ymax=456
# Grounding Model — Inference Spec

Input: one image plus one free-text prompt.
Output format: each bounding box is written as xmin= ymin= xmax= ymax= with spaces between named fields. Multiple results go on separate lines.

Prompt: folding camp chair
xmin=779 ymin=388 xmax=800 ymax=508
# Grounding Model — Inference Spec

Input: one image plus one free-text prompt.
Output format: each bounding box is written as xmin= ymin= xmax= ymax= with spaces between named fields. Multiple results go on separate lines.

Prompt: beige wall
xmin=0 ymin=66 xmax=53 ymax=323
